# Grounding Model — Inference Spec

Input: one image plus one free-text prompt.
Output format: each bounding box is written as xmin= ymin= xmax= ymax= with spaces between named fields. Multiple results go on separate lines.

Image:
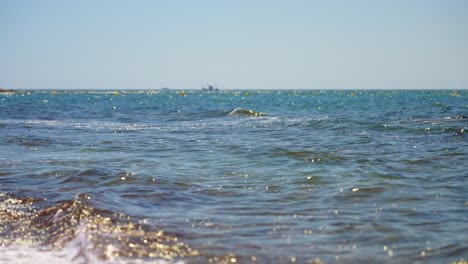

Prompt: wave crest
xmin=0 ymin=193 xmax=199 ymax=263
xmin=227 ymin=108 xmax=266 ymax=117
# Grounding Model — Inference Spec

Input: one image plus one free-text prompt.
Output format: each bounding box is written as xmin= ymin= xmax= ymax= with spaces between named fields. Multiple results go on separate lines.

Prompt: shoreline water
xmin=1 ymin=90 xmax=466 ymax=263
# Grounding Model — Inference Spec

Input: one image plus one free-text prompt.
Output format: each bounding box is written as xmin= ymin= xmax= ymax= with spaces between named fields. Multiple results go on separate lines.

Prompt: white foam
xmin=0 ymin=245 xmax=69 ymax=264
xmin=0 ymin=245 xmax=183 ymax=264
xmin=0 ymin=222 xmax=183 ymax=264
xmin=0 ymin=119 xmax=64 ymax=127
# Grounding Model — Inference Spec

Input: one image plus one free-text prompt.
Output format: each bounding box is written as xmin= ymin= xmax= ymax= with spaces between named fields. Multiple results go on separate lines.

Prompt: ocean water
xmin=0 ymin=90 xmax=467 ymax=264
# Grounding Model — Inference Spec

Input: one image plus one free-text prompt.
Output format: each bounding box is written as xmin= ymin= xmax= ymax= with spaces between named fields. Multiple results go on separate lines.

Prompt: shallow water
xmin=0 ymin=90 xmax=467 ymax=263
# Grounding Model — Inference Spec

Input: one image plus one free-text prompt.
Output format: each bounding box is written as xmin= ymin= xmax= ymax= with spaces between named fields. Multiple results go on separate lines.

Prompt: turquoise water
xmin=0 ymin=90 xmax=467 ymax=263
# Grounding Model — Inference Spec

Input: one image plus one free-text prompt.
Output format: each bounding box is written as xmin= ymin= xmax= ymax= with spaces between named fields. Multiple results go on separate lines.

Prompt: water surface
xmin=0 ymin=90 xmax=467 ymax=263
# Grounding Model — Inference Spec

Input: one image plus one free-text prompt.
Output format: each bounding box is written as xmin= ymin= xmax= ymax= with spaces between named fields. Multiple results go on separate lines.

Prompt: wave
xmin=226 ymin=108 xmax=266 ymax=117
xmin=0 ymin=193 xmax=202 ymax=263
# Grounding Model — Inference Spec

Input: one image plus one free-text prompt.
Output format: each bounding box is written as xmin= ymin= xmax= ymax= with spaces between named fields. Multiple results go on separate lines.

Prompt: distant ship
xmin=202 ymin=85 xmax=219 ymax=92
xmin=0 ymin=88 xmax=16 ymax=94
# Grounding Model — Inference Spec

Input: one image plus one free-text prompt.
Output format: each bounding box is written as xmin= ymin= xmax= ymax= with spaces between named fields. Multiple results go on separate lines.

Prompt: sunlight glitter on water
xmin=0 ymin=90 xmax=467 ymax=263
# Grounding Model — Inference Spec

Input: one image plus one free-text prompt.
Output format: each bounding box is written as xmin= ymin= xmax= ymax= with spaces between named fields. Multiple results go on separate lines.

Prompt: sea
xmin=0 ymin=89 xmax=466 ymax=264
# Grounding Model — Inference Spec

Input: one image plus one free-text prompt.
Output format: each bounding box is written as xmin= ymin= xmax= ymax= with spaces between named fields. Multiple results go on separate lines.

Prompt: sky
xmin=1 ymin=0 xmax=467 ymax=90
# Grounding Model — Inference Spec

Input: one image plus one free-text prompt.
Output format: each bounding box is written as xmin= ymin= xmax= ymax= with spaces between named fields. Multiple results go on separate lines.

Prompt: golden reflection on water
xmin=0 ymin=193 xmax=201 ymax=261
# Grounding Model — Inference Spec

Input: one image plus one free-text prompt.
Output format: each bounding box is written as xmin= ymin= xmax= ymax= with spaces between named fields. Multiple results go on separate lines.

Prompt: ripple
xmin=0 ymin=193 xmax=208 ymax=263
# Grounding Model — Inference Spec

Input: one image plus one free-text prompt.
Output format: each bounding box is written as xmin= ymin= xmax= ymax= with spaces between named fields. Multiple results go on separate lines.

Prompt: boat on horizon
xmin=202 ymin=85 xmax=219 ymax=92
xmin=0 ymin=88 xmax=16 ymax=95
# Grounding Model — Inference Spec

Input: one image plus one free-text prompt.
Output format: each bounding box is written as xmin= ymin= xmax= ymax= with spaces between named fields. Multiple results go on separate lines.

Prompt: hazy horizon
xmin=1 ymin=0 xmax=467 ymax=90
xmin=4 ymin=87 xmax=467 ymax=91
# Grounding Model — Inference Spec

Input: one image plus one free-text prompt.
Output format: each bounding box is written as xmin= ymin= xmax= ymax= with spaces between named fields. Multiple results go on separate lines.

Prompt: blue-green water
xmin=0 ymin=90 xmax=467 ymax=263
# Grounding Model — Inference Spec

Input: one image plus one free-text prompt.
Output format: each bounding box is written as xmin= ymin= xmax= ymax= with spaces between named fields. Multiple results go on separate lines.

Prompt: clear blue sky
xmin=1 ymin=0 xmax=467 ymax=89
